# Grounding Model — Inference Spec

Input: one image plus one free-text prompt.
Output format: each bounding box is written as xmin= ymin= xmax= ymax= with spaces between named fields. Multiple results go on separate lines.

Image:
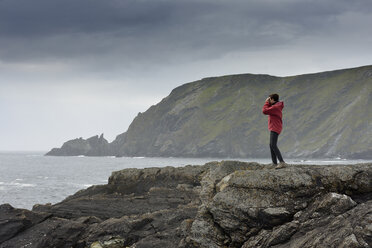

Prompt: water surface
xmin=0 ymin=151 xmax=369 ymax=209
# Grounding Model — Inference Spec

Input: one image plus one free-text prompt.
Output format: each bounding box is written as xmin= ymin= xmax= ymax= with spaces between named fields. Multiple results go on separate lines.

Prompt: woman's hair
xmin=269 ymin=93 xmax=279 ymax=102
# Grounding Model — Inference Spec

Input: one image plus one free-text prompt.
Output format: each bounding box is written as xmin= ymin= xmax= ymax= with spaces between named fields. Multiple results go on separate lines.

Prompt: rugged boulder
xmin=184 ymin=162 xmax=371 ymax=247
xmin=1 ymin=161 xmax=371 ymax=248
xmin=0 ymin=204 xmax=51 ymax=244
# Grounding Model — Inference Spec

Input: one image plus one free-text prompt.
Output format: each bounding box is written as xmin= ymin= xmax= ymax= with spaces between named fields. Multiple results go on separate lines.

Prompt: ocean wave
xmin=14 ymin=182 xmax=36 ymax=187
xmin=68 ymin=183 xmax=94 ymax=188
xmin=334 ymin=157 xmax=347 ymax=160
xmin=1 ymin=182 xmax=37 ymax=187
xmin=320 ymin=161 xmax=345 ymax=163
xmin=36 ymin=176 xmax=49 ymax=179
xmin=301 ymin=160 xmax=345 ymax=164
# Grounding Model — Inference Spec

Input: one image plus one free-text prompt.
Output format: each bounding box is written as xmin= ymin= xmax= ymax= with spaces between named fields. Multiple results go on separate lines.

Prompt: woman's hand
xmin=266 ymin=97 xmax=270 ymax=102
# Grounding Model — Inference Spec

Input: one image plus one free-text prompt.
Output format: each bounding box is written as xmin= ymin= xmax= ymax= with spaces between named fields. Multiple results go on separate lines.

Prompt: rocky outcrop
xmin=33 ymin=165 xmax=209 ymax=220
xmin=46 ymin=65 xmax=372 ymax=159
xmin=1 ymin=161 xmax=371 ymax=247
xmin=46 ymin=134 xmax=111 ymax=156
xmin=0 ymin=204 xmax=51 ymax=244
xmin=184 ymin=162 xmax=372 ymax=248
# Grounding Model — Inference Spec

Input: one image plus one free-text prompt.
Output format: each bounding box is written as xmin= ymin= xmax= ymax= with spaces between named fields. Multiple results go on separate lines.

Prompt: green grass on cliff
xmin=119 ymin=65 xmax=372 ymax=158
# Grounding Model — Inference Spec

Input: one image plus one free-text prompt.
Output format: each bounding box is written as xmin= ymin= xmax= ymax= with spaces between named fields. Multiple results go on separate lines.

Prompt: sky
xmin=1 ymin=0 xmax=372 ymax=151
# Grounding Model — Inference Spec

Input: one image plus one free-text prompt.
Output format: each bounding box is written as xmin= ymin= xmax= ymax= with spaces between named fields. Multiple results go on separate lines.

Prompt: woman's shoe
xmin=275 ymin=162 xmax=287 ymax=169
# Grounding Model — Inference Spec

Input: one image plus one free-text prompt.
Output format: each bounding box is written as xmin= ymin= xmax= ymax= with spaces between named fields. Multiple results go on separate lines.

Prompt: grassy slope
xmin=118 ymin=65 xmax=372 ymax=158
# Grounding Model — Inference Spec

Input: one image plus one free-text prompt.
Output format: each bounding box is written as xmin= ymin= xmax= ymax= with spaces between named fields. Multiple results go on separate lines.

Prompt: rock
xmin=271 ymin=200 xmax=372 ymax=248
xmin=1 ymin=161 xmax=372 ymax=248
xmin=32 ymin=165 xmax=208 ymax=220
xmin=0 ymin=216 xmax=87 ymax=248
xmin=339 ymin=234 xmax=361 ymax=248
xmin=241 ymin=193 xmax=365 ymax=248
xmin=45 ymin=134 xmax=111 ymax=156
xmin=89 ymin=237 xmax=126 ymax=248
xmin=294 ymin=192 xmax=357 ymax=221
xmin=186 ymin=162 xmax=372 ymax=247
xmin=0 ymin=204 xmax=51 ymax=243
xmin=107 ymin=165 xmax=209 ymax=195
xmin=242 ymin=221 xmax=299 ymax=248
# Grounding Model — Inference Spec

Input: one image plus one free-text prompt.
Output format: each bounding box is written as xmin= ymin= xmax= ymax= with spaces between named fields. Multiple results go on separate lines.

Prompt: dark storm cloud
xmin=1 ymin=0 xmax=371 ymax=65
xmin=0 ymin=0 xmax=171 ymax=36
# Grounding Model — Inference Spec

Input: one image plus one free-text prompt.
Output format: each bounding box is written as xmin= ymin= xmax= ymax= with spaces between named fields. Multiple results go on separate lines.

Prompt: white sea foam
xmin=4 ymin=179 xmax=36 ymax=188
xmin=300 ymin=160 xmax=344 ymax=164
xmin=132 ymin=156 xmax=145 ymax=159
xmin=334 ymin=157 xmax=346 ymax=160
xmin=69 ymin=183 xmax=94 ymax=188
xmin=14 ymin=183 xmax=36 ymax=187
xmin=36 ymin=176 xmax=49 ymax=179
xmin=5 ymin=182 xmax=36 ymax=187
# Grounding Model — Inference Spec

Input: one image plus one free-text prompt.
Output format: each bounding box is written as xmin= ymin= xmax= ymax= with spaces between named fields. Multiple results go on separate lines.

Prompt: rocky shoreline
xmin=1 ymin=161 xmax=371 ymax=247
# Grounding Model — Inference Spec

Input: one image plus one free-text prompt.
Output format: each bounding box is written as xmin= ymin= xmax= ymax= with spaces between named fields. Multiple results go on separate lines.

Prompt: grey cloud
xmin=1 ymin=0 xmax=371 ymax=65
xmin=0 ymin=0 xmax=171 ymax=37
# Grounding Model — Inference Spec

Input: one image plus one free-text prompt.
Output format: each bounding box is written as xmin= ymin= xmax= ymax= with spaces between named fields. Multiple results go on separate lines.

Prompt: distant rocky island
xmin=46 ymin=134 xmax=110 ymax=157
xmin=46 ymin=65 xmax=372 ymax=159
xmin=1 ymin=161 xmax=371 ymax=247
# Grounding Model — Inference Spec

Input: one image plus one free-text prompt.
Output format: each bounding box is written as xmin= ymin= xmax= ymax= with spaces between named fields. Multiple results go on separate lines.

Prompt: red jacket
xmin=262 ymin=101 xmax=284 ymax=134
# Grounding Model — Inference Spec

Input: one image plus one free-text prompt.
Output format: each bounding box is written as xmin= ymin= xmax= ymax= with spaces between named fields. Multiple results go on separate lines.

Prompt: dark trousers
xmin=270 ymin=131 xmax=284 ymax=164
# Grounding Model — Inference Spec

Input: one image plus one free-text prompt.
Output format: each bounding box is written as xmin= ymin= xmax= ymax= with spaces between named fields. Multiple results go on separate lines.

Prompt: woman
xmin=262 ymin=93 xmax=286 ymax=168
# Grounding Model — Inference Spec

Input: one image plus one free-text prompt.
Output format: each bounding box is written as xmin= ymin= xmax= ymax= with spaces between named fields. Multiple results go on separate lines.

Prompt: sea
xmin=0 ymin=151 xmax=371 ymax=210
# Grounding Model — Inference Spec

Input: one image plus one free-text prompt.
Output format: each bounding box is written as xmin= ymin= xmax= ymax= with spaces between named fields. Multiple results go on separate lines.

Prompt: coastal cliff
xmin=46 ymin=65 xmax=372 ymax=159
xmin=1 ymin=161 xmax=371 ymax=247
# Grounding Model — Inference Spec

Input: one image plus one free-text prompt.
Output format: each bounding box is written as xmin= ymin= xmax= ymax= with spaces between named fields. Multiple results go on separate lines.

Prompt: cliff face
xmin=1 ymin=161 xmax=371 ymax=248
xmin=115 ymin=65 xmax=372 ymax=159
xmin=46 ymin=65 xmax=372 ymax=159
